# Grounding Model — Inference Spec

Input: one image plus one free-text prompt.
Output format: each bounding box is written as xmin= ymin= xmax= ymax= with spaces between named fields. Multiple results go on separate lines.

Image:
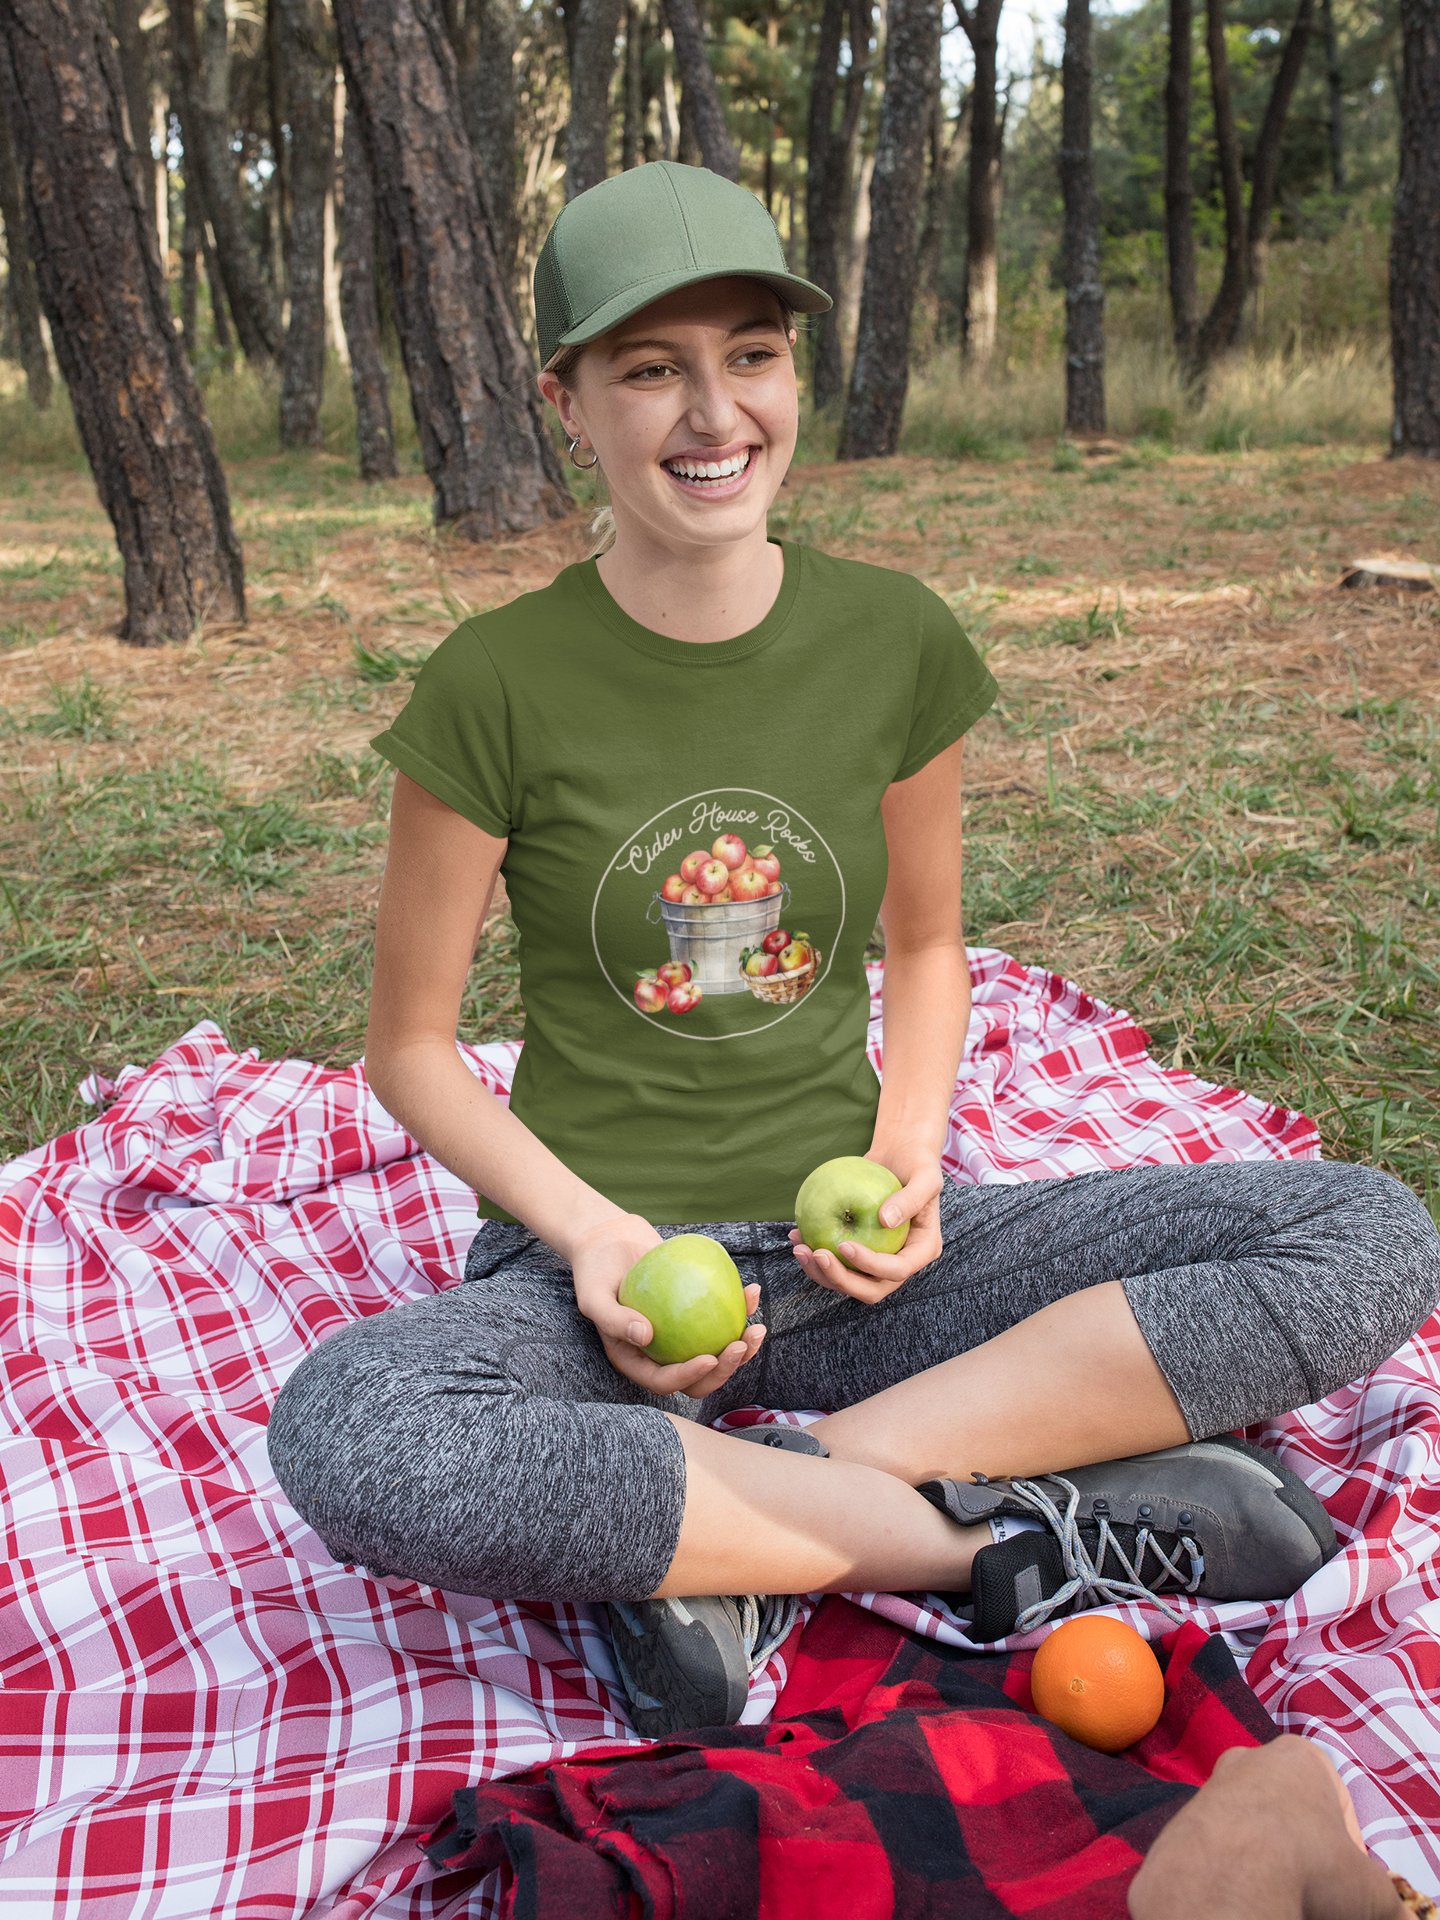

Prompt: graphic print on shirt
xmin=592 ymin=789 xmax=846 ymax=1041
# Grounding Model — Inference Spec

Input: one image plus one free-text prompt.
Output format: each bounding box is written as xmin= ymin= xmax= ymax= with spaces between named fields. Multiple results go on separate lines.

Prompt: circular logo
xmin=591 ymin=789 xmax=846 ymax=1041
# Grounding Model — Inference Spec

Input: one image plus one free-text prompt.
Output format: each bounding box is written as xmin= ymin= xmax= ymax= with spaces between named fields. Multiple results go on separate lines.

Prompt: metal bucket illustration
xmin=648 ymin=887 xmax=789 ymax=995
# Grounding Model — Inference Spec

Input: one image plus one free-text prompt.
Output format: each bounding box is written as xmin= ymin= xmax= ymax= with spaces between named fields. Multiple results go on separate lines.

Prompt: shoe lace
xmin=1001 ymin=1474 xmax=1205 ymax=1634
xmin=734 ymin=1593 xmax=802 ymax=1673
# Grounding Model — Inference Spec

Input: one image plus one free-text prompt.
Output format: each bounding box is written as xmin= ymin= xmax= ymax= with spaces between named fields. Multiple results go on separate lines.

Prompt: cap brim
xmin=554 ymin=267 xmax=833 ymax=354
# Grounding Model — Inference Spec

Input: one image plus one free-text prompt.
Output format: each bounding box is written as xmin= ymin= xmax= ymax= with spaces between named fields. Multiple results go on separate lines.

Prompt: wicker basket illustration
xmin=741 ymin=947 xmax=820 ymax=1005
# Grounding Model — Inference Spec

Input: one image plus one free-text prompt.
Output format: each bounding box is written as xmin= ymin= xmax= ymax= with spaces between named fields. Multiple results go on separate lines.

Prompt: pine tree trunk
xmin=333 ymin=0 xmax=571 ymax=537
xmin=277 ymin=0 xmax=337 ymax=448
xmin=622 ymin=0 xmax=643 ymax=170
xmin=566 ymin=0 xmax=626 ymax=198
xmin=0 ymin=95 xmax=50 ymax=407
xmin=1390 ymin=0 xmax=1440 ymax=459
xmin=171 ymin=0 xmax=283 ymax=365
xmin=472 ymin=0 xmax=518 ymax=276
xmin=1192 ymin=0 xmax=1247 ymax=374
xmin=806 ymin=0 xmax=870 ymax=410
xmin=111 ymin=0 xmax=157 ymax=241
xmin=662 ymin=0 xmax=739 ymax=178
xmin=339 ymin=100 xmax=398 ymax=479
xmin=1164 ymin=0 xmax=1198 ymax=369
xmin=957 ymin=0 xmax=1004 ymax=368
xmin=265 ymin=0 xmax=289 ymax=296
xmin=840 ymin=0 xmax=940 ymax=459
xmin=1243 ymin=0 xmax=1314 ymax=339
xmin=1061 ymin=0 xmax=1104 ymax=432
xmin=0 ymin=0 xmax=244 ymax=642
xmin=1322 ymin=0 xmax=1345 ymax=192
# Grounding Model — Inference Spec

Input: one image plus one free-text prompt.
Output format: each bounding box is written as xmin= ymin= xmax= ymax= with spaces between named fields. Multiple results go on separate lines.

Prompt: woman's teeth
xmin=665 ymin=450 xmax=751 ymax=485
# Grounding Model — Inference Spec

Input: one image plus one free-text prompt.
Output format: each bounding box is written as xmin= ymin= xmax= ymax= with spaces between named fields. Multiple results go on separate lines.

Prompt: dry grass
xmin=1 ymin=435 xmax=1437 ymax=1216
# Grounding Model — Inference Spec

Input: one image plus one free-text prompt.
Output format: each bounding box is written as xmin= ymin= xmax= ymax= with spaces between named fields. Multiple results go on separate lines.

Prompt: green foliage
xmin=29 ymin=672 xmax=124 ymax=742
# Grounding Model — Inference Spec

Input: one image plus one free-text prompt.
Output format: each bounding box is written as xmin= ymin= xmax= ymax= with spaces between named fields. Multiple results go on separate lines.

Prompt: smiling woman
xmin=265 ymin=161 xmax=1440 ymax=1751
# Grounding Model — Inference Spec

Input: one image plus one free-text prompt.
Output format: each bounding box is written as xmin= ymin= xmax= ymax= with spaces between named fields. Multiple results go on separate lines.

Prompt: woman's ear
xmin=537 ymin=371 xmax=585 ymax=445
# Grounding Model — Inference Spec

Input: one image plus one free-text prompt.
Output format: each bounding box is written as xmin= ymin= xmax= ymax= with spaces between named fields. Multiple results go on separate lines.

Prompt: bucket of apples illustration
xmin=646 ymin=835 xmax=789 ymax=999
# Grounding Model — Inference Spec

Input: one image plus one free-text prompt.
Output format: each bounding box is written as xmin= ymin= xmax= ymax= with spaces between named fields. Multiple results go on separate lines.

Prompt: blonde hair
xmin=547 ymin=299 xmax=798 ymax=562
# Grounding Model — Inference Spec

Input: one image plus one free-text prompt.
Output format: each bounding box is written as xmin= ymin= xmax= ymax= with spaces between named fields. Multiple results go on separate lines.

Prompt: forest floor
xmin=1 ymin=439 xmax=1437 ymax=1215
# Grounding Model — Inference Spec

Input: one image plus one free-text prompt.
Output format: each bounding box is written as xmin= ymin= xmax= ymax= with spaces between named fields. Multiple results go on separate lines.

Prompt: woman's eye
xmin=627 ymin=363 xmax=675 ymax=382
xmin=734 ymin=349 xmax=778 ymax=369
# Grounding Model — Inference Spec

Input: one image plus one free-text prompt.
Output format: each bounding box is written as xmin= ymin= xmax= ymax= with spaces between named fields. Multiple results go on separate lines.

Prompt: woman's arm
xmin=790 ymin=737 xmax=968 ymax=1301
xmin=366 ymin=773 xmax=765 ymax=1393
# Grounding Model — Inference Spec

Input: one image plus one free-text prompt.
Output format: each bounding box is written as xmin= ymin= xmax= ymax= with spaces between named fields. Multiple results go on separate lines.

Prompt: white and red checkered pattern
xmin=2 ymin=949 xmax=1434 ymax=1916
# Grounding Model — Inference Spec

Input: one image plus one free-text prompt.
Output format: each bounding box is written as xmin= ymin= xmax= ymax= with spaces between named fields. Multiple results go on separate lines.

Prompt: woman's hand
xmin=789 ymin=1146 xmax=944 ymax=1304
xmin=570 ymin=1214 xmax=766 ymax=1399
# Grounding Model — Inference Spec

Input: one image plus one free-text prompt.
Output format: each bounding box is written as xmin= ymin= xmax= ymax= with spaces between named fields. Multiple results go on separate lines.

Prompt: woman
xmin=267 ymin=163 xmax=1440 ymax=1737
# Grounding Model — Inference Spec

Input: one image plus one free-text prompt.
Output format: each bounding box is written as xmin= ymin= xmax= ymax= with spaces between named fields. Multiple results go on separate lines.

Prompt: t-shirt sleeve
xmin=370 ymin=620 xmax=513 ymax=837
xmin=893 ymin=581 xmax=999 ymax=782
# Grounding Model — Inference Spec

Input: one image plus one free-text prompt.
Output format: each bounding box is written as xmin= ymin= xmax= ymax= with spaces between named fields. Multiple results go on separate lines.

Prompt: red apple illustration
xmin=761 ymin=929 xmax=790 ymax=956
xmin=660 ymin=873 xmax=686 ymax=903
xmin=657 ymin=960 xmax=692 ymax=988
xmin=680 ymin=884 xmax=706 ymax=905
xmin=742 ymin=948 xmax=779 ymax=978
xmin=667 ymin=983 xmax=703 ymax=1013
xmin=730 ymin=868 xmax=769 ymax=902
xmin=750 ymin=845 xmax=781 ymax=882
xmin=635 ymin=973 xmax=668 ymax=1013
xmin=680 ymin=850 xmax=710 ymax=885
xmin=763 ymin=880 xmax=784 ymax=897
xmin=778 ymin=935 xmax=814 ymax=973
xmin=696 ymin=859 xmax=730 ymax=896
xmin=709 ymin=886 xmax=733 ymax=903
xmin=712 ymin=834 xmax=747 ymax=870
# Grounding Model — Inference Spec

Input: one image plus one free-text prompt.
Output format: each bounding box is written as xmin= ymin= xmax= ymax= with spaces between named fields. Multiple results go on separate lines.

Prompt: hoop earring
xmin=568 ymin=437 xmax=600 ymax=471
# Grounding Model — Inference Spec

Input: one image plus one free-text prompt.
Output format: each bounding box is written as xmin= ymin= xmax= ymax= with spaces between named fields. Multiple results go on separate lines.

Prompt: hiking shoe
xmin=919 ymin=1434 xmax=1338 ymax=1641
xmin=605 ymin=1592 xmax=801 ymax=1737
xmin=729 ymin=1423 xmax=830 ymax=1457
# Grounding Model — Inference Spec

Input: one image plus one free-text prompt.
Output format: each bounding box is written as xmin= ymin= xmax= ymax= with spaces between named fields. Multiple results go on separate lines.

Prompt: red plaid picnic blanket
xmin=418 ymin=1604 xmax=1279 ymax=1919
xmin=1 ymin=948 xmax=1435 ymax=1919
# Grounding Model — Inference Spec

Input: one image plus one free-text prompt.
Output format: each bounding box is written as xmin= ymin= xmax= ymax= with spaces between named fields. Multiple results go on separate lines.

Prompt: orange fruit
xmin=1029 ymin=1615 xmax=1165 ymax=1754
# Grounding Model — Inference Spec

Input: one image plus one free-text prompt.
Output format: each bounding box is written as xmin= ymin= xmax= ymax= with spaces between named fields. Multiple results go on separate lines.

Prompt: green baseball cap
xmin=534 ymin=162 xmax=832 ymax=369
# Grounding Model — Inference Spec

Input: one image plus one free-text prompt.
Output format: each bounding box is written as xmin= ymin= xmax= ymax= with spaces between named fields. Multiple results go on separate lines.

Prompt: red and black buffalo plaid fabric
xmin=420 ymin=1601 xmax=1277 ymax=1918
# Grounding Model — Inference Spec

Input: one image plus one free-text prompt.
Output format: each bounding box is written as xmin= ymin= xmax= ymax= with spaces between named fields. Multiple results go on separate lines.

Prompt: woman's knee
xmin=1261 ymin=1159 xmax=1440 ymax=1397
xmin=265 ymin=1303 xmax=689 ymax=1601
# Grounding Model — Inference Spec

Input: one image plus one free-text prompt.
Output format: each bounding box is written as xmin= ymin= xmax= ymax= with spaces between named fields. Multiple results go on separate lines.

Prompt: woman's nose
xmin=683 ymin=367 xmax=741 ymax=439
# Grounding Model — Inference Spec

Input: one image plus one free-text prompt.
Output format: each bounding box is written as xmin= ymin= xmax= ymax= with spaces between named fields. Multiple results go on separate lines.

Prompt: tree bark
xmin=332 ymin=0 xmax=571 ymax=537
xmin=0 ymin=92 xmax=50 ymax=406
xmin=339 ymin=99 xmax=398 ymax=478
xmin=956 ymin=0 xmax=1005 ymax=367
xmin=1243 ymin=0 xmax=1314 ymax=338
xmin=565 ymin=0 xmax=626 ymax=198
xmin=622 ymin=0 xmax=643 ymax=170
xmin=1060 ymin=0 xmax=1104 ymax=432
xmin=265 ymin=0 xmax=289 ymax=295
xmin=840 ymin=0 xmax=941 ymax=459
xmin=662 ymin=0 xmax=739 ymax=178
xmin=806 ymin=0 xmax=870 ymax=410
xmin=1192 ymin=0 xmax=1247 ymax=374
xmin=0 ymin=0 xmax=244 ymax=641
xmin=1322 ymin=0 xmax=1344 ymax=192
xmin=171 ymin=0 xmax=283 ymax=365
xmin=1164 ymin=0 xmax=1198 ymax=369
xmin=277 ymin=0 xmax=337 ymax=447
xmin=110 ymin=0 xmax=158 ymax=240
xmin=1390 ymin=0 xmax=1440 ymax=458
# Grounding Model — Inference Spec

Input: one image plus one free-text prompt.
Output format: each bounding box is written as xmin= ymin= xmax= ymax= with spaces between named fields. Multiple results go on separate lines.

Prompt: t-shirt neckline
xmin=574 ymin=539 xmax=800 ymax=667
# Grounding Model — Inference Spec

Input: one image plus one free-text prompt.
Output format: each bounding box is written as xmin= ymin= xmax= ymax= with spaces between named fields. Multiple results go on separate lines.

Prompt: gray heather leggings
xmin=266 ymin=1159 xmax=1440 ymax=1602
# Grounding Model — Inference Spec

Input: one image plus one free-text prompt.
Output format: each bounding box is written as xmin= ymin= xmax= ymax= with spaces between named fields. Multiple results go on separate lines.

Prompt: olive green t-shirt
xmin=371 ymin=541 xmax=997 ymax=1223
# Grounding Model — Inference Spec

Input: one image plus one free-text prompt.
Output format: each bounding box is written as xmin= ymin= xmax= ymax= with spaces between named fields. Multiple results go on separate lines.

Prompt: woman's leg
xmin=658 ymin=1159 xmax=1440 ymax=1597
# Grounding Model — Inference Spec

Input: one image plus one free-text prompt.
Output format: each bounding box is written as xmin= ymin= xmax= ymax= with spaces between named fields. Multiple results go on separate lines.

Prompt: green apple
xmin=794 ymin=1157 xmax=909 ymax=1270
xmin=618 ymin=1234 xmax=748 ymax=1365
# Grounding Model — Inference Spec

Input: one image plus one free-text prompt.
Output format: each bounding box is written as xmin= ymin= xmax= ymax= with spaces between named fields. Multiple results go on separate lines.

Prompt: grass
xmin=0 ymin=408 xmax=1436 ymax=1221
